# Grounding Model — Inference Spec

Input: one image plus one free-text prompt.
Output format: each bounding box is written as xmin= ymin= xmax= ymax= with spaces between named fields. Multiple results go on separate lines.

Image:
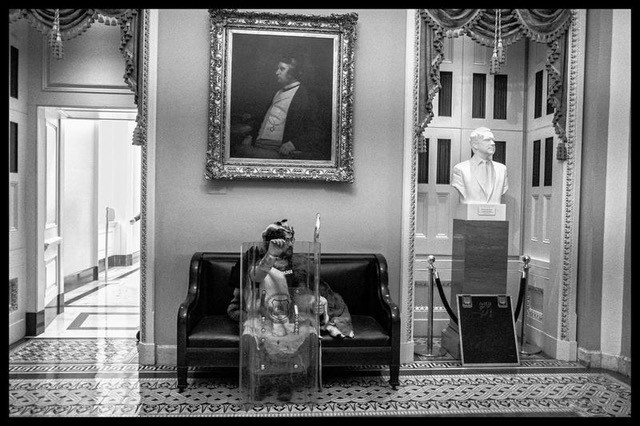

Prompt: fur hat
xmin=261 ymin=219 xmax=295 ymax=242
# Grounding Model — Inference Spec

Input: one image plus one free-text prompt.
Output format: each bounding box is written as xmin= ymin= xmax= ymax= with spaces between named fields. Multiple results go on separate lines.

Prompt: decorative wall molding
xmin=9 ymin=278 xmax=19 ymax=312
xmin=414 ymin=305 xmax=448 ymax=313
xmin=40 ymin=38 xmax=132 ymax=95
xmin=404 ymin=8 xmax=421 ymax=348
xmin=559 ymin=9 xmax=584 ymax=341
xmin=139 ymin=9 xmax=150 ymax=346
xmin=528 ymin=307 xmax=543 ymax=322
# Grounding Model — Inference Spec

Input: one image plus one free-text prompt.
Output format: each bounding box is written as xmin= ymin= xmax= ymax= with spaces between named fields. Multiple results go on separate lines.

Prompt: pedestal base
xmin=441 ymin=219 xmax=510 ymax=359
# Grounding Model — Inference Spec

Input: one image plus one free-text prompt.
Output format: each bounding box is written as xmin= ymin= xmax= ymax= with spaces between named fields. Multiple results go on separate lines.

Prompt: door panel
xmin=523 ymin=130 xmax=554 ymax=262
xmin=416 ymin=129 xmax=462 ymax=256
xmin=42 ymin=112 xmax=64 ymax=327
xmin=9 ymin=110 xmax=27 ymax=344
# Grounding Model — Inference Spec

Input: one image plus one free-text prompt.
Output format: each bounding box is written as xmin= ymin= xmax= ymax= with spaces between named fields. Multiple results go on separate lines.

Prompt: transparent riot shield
xmin=239 ymin=241 xmax=320 ymax=403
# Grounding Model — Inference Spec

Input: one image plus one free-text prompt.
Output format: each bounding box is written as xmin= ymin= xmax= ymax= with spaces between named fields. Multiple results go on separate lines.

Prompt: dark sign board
xmin=457 ymin=294 xmax=520 ymax=366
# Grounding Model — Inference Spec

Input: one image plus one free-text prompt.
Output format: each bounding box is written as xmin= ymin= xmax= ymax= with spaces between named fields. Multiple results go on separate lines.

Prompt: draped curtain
xmin=9 ymin=9 xmax=145 ymax=146
xmin=419 ymin=9 xmax=572 ymax=159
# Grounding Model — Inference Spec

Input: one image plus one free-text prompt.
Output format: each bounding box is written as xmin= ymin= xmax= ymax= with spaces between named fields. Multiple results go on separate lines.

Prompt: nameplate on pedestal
xmin=456 ymin=203 xmax=506 ymax=221
xmin=477 ymin=206 xmax=496 ymax=216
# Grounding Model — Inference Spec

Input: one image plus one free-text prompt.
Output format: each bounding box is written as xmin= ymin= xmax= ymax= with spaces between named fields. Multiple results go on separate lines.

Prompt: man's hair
xmin=469 ymin=127 xmax=493 ymax=146
xmin=279 ymin=55 xmax=303 ymax=80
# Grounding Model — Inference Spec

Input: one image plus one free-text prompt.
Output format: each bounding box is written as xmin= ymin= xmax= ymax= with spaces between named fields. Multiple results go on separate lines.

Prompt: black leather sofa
xmin=177 ymin=252 xmax=400 ymax=392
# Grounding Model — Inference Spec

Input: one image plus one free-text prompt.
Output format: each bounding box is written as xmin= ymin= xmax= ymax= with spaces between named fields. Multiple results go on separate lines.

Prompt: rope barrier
xmin=428 ymin=255 xmax=530 ymax=327
xmin=433 ymin=272 xmax=457 ymax=325
xmin=513 ymin=271 xmax=527 ymax=321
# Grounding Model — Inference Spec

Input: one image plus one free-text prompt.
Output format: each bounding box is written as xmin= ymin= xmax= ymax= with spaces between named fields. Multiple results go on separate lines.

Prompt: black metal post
xmin=426 ymin=255 xmax=436 ymax=356
xmin=519 ymin=255 xmax=542 ymax=355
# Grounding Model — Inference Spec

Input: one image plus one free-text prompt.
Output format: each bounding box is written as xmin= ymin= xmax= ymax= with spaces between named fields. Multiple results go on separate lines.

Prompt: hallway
xmin=9 ymin=270 xmax=631 ymax=418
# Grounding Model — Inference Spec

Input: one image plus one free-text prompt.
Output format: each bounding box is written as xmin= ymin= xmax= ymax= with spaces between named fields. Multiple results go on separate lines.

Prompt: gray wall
xmin=576 ymin=9 xmax=613 ymax=351
xmin=576 ymin=9 xmax=631 ymax=361
xmin=621 ymin=149 xmax=630 ymax=359
xmin=153 ymin=9 xmax=407 ymax=346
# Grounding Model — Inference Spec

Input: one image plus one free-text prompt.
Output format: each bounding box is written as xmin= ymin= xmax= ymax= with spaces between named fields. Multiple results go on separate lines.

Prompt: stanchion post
xmin=519 ymin=255 xmax=542 ymax=355
xmin=426 ymin=255 xmax=436 ymax=356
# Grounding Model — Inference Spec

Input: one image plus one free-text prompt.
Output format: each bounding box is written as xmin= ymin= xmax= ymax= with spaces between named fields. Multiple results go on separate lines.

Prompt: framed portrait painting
xmin=206 ymin=9 xmax=358 ymax=182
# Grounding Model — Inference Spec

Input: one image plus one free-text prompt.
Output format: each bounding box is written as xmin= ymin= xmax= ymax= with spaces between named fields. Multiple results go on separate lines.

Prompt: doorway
xmin=34 ymin=107 xmax=141 ymax=339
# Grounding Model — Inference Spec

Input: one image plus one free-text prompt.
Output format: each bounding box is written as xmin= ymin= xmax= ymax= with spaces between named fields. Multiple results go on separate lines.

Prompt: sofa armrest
xmin=177 ymin=252 xmax=206 ymax=357
xmin=373 ymin=254 xmax=401 ymax=350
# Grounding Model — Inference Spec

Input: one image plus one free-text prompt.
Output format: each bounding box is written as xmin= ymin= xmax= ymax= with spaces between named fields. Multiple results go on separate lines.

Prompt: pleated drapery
xmin=418 ymin=9 xmax=572 ymax=159
xmin=9 ymin=9 xmax=145 ymax=146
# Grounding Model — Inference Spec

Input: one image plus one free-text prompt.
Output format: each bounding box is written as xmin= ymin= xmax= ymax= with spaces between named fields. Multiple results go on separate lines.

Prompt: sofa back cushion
xmin=200 ymin=254 xmax=238 ymax=316
xmin=200 ymin=253 xmax=381 ymax=317
xmin=318 ymin=255 xmax=380 ymax=316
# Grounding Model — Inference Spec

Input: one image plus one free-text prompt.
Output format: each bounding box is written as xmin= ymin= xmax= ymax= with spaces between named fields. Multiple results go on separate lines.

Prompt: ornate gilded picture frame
xmin=206 ymin=9 xmax=358 ymax=182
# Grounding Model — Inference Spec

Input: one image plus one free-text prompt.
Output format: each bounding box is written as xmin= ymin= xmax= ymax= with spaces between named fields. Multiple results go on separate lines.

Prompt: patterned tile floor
xmin=9 ymin=268 xmax=631 ymax=417
xmin=9 ymin=337 xmax=631 ymax=417
xmin=35 ymin=264 xmax=140 ymax=339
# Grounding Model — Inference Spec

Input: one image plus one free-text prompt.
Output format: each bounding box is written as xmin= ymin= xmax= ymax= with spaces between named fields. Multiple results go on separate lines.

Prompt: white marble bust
xmin=451 ymin=127 xmax=508 ymax=204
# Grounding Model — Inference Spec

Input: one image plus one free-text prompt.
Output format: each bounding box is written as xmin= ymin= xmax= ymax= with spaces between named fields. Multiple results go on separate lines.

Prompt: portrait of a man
xmin=227 ymin=33 xmax=335 ymax=162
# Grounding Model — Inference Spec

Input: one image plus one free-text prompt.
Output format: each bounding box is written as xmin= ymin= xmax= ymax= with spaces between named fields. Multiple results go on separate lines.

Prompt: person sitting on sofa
xmin=226 ymin=219 xmax=354 ymax=339
xmin=226 ymin=219 xmax=353 ymax=401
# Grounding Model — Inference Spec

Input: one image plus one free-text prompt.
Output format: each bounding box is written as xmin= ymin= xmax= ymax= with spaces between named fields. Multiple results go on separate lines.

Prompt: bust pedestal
xmin=441 ymin=217 xmax=509 ymax=359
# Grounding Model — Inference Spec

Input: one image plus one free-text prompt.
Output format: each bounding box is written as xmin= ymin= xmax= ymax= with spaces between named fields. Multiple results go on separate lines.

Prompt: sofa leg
xmin=177 ymin=366 xmax=188 ymax=392
xmin=389 ymin=364 xmax=400 ymax=389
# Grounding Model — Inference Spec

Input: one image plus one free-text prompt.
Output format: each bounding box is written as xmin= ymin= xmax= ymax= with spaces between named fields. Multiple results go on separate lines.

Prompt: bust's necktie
xmin=479 ymin=160 xmax=490 ymax=193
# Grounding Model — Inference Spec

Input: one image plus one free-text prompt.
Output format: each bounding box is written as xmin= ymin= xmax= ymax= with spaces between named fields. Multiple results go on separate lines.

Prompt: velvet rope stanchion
xmin=420 ymin=256 xmax=439 ymax=358
xmin=513 ymin=262 xmax=528 ymax=321
xmin=517 ymin=255 xmax=542 ymax=355
xmin=433 ymin=265 xmax=458 ymax=326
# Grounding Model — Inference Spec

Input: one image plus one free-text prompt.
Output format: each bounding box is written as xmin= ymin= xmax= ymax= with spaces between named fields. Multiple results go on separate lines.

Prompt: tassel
xmin=490 ymin=49 xmax=500 ymax=74
xmin=48 ymin=9 xmax=64 ymax=59
xmin=497 ymin=39 xmax=505 ymax=64
xmin=490 ymin=9 xmax=499 ymax=74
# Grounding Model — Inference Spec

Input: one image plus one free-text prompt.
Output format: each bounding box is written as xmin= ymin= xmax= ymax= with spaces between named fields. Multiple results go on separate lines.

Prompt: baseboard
xmin=98 ymin=254 xmax=135 ymax=271
xmin=400 ymin=341 xmax=415 ymax=363
xmin=25 ymin=310 xmax=45 ymax=336
xmin=138 ymin=342 xmax=156 ymax=365
xmin=9 ymin=318 xmax=25 ymax=345
xmin=578 ymin=347 xmax=631 ymax=378
xmin=156 ymin=344 xmax=176 ymax=366
xmin=64 ymin=266 xmax=99 ymax=290
xmin=539 ymin=331 xmax=577 ymax=361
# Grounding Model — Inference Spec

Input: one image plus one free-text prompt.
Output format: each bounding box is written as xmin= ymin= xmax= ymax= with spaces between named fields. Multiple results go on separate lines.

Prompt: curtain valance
xmin=9 ymin=9 xmax=145 ymax=146
xmin=9 ymin=9 xmax=133 ymax=40
xmin=419 ymin=9 xmax=572 ymax=157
